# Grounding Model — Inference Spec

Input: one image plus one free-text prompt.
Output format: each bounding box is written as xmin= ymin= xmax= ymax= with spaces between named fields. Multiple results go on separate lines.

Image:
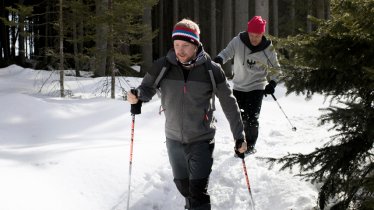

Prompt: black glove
xmin=213 ymin=56 xmax=223 ymax=66
xmin=234 ymin=138 xmax=246 ymax=159
xmin=264 ymin=80 xmax=277 ymax=95
xmin=130 ymin=89 xmax=142 ymax=115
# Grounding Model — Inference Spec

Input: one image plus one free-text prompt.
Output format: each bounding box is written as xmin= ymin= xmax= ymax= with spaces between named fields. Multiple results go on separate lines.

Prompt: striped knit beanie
xmin=172 ymin=19 xmax=200 ymax=46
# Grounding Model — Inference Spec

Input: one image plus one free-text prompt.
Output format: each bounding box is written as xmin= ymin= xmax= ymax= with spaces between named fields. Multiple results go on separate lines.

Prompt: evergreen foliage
xmin=107 ymin=0 xmax=157 ymax=76
xmin=59 ymin=0 xmax=157 ymax=76
xmin=272 ymin=0 xmax=374 ymax=209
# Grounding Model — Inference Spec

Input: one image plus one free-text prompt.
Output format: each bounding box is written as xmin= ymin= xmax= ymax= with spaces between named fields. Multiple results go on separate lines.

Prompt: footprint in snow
xmin=269 ymin=130 xmax=284 ymax=137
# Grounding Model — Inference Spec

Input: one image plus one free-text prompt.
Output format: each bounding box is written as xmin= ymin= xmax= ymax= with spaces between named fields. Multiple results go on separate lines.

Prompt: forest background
xmin=0 ymin=0 xmax=330 ymax=76
xmin=1 ymin=0 xmax=373 ymax=209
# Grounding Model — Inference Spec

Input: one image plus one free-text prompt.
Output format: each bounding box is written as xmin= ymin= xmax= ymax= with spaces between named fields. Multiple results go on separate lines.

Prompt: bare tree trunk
xmin=108 ymin=0 xmax=115 ymax=99
xmin=193 ymin=0 xmax=199 ymax=22
xmin=0 ymin=0 xmax=4 ymax=60
xmin=222 ymin=0 xmax=233 ymax=78
xmin=158 ymin=0 xmax=164 ymax=57
xmin=316 ymin=0 xmax=325 ymax=20
xmin=78 ymin=0 xmax=84 ymax=70
xmin=255 ymin=0 xmax=269 ymax=33
xmin=325 ymin=0 xmax=330 ymax=19
xmin=95 ymin=0 xmax=108 ymax=76
xmin=235 ymin=0 xmax=248 ymax=34
xmin=307 ymin=0 xmax=312 ymax=33
xmin=272 ymin=0 xmax=278 ymax=36
xmin=71 ymin=0 xmax=81 ymax=76
xmin=210 ymin=0 xmax=217 ymax=57
xmin=44 ymin=2 xmax=50 ymax=65
xmin=290 ymin=0 xmax=295 ymax=35
xmin=0 ymin=1 xmax=10 ymax=61
xmin=142 ymin=6 xmax=153 ymax=73
xmin=10 ymin=12 xmax=16 ymax=59
xmin=222 ymin=0 xmax=233 ymax=48
xmin=18 ymin=0 xmax=25 ymax=65
xmin=73 ymin=18 xmax=80 ymax=76
xmin=173 ymin=0 xmax=178 ymax=24
xmin=59 ymin=0 xmax=65 ymax=97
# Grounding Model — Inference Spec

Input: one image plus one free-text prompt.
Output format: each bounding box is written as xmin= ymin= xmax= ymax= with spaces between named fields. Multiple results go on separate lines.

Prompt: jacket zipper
xmin=180 ymin=67 xmax=186 ymax=143
xmin=180 ymin=65 xmax=194 ymax=143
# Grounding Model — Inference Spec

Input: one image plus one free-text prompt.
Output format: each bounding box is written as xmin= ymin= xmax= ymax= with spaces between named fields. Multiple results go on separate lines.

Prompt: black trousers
xmin=233 ymin=89 xmax=264 ymax=147
xmin=166 ymin=139 xmax=214 ymax=210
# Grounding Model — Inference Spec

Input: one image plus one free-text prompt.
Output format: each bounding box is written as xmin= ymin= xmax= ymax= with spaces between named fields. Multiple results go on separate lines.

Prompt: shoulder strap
xmin=152 ymin=58 xmax=171 ymax=89
xmin=262 ymin=50 xmax=274 ymax=67
xmin=204 ymin=57 xmax=217 ymax=111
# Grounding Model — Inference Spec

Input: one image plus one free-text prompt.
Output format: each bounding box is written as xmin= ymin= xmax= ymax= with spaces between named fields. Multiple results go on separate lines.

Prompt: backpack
xmin=152 ymin=57 xmax=217 ymax=111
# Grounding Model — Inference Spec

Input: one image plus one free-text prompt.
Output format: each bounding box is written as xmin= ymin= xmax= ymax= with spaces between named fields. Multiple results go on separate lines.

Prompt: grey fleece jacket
xmin=137 ymin=49 xmax=244 ymax=144
xmin=218 ymin=32 xmax=281 ymax=92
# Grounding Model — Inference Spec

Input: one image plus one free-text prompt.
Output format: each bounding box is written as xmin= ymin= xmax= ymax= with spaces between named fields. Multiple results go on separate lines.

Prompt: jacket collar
xmin=166 ymin=45 xmax=208 ymax=66
xmin=239 ymin=31 xmax=271 ymax=53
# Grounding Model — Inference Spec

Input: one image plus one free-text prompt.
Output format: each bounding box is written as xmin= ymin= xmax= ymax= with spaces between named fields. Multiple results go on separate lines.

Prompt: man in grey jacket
xmin=127 ymin=19 xmax=246 ymax=210
xmin=214 ymin=16 xmax=281 ymax=154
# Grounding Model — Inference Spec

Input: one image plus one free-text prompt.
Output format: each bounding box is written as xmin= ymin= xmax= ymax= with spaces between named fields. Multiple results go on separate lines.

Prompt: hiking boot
xmin=245 ymin=145 xmax=257 ymax=154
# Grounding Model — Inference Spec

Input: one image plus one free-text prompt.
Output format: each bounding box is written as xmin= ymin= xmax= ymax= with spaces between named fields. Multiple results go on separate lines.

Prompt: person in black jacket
xmin=127 ymin=19 xmax=246 ymax=210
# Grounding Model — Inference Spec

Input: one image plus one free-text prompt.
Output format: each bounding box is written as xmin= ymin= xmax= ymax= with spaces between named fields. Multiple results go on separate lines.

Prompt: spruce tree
xmin=105 ymin=0 xmax=157 ymax=76
xmin=272 ymin=0 xmax=374 ymax=209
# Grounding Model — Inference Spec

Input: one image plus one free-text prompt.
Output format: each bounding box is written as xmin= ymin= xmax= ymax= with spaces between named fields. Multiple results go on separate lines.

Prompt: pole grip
xmin=130 ymin=89 xmax=141 ymax=115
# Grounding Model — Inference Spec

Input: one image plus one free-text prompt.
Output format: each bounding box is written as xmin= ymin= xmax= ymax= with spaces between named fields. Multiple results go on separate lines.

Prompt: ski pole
xmin=126 ymin=113 xmax=135 ymax=210
xmin=271 ymin=94 xmax=297 ymax=131
xmin=242 ymin=158 xmax=256 ymax=210
xmin=126 ymin=88 xmax=141 ymax=210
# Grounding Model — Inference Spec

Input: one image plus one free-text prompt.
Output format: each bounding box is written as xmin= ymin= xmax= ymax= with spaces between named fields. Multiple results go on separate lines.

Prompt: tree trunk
xmin=18 ymin=0 xmax=25 ymax=65
xmin=79 ymin=12 xmax=84 ymax=66
xmin=255 ymin=0 xmax=269 ymax=33
xmin=325 ymin=0 xmax=330 ymax=19
xmin=210 ymin=0 xmax=217 ymax=57
xmin=44 ymin=1 xmax=50 ymax=65
xmin=316 ymin=0 xmax=325 ymax=20
xmin=235 ymin=0 xmax=248 ymax=34
xmin=307 ymin=0 xmax=312 ymax=33
xmin=158 ymin=0 xmax=164 ymax=57
xmin=173 ymin=0 xmax=178 ymax=24
xmin=108 ymin=0 xmax=115 ymax=99
xmin=272 ymin=0 xmax=278 ymax=36
xmin=141 ymin=6 xmax=153 ymax=73
xmin=59 ymin=0 xmax=65 ymax=97
xmin=95 ymin=0 xmax=108 ymax=76
xmin=193 ymin=0 xmax=199 ymax=22
xmin=10 ymin=12 xmax=16 ymax=59
xmin=290 ymin=0 xmax=295 ymax=35
xmin=73 ymin=16 xmax=80 ymax=76
xmin=222 ymin=0 xmax=233 ymax=78
xmin=0 ymin=0 xmax=3 ymax=60
xmin=0 ymin=0 xmax=10 ymax=61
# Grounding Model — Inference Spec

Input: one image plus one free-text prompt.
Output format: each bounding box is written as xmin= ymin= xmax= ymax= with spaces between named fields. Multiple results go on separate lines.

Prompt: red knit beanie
xmin=247 ymin=16 xmax=266 ymax=34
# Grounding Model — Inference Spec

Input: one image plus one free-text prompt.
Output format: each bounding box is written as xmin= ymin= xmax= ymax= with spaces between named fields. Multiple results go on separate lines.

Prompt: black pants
xmin=166 ymin=139 xmax=214 ymax=210
xmin=233 ymin=89 xmax=264 ymax=147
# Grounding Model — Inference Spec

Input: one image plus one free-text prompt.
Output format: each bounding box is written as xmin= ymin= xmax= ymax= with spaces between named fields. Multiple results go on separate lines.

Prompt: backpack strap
xmin=153 ymin=58 xmax=171 ymax=89
xmin=205 ymin=58 xmax=217 ymax=111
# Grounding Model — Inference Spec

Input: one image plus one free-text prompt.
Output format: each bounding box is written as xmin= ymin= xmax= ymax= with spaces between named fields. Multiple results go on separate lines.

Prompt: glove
xmin=213 ymin=56 xmax=223 ymax=66
xmin=130 ymin=89 xmax=142 ymax=115
xmin=264 ymin=80 xmax=277 ymax=95
xmin=234 ymin=138 xmax=246 ymax=159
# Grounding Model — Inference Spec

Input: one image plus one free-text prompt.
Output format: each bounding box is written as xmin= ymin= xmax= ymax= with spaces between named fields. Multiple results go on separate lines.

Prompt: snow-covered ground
xmin=0 ymin=65 xmax=332 ymax=210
